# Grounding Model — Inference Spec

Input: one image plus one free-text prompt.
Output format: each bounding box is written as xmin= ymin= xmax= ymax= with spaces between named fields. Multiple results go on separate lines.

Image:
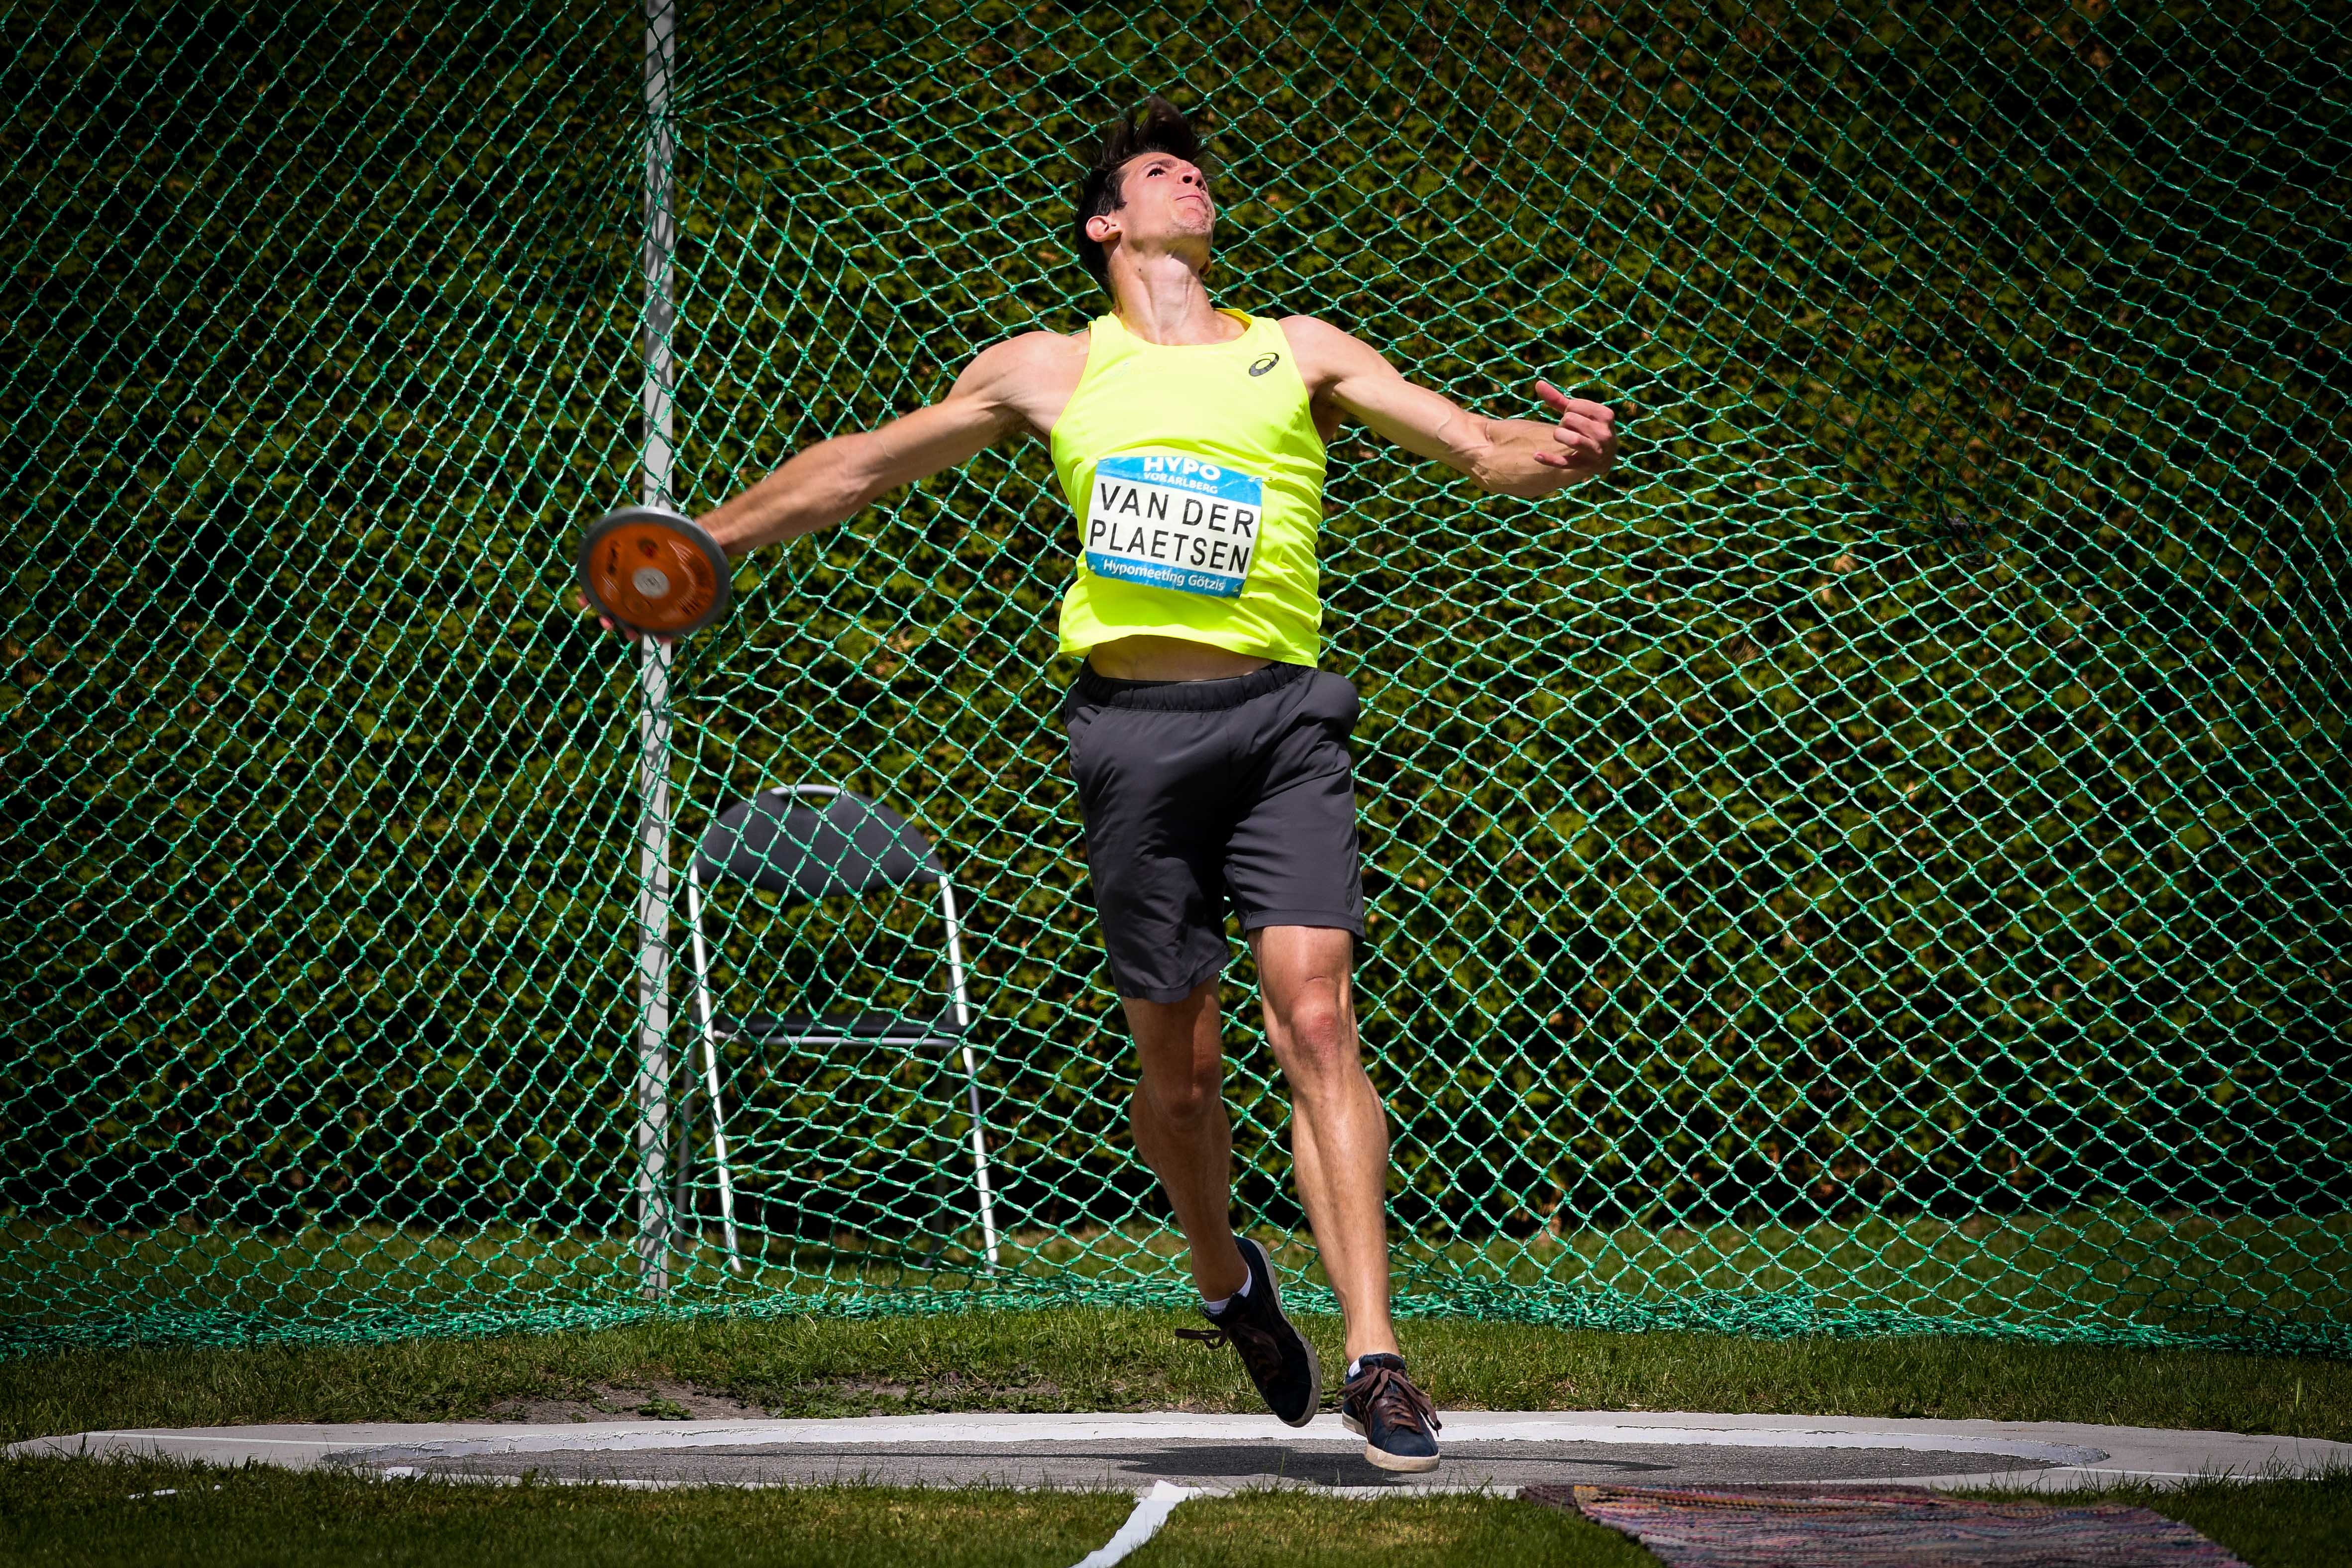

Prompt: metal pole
xmin=631 ymin=639 xmax=675 ymax=1297
xmin=632 ymin=0 xmax=680 ymax=1298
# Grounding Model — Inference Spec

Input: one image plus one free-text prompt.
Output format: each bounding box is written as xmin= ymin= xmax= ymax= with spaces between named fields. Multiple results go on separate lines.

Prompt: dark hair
xmin=1071 ymin=95 xmax=1205 ymax=292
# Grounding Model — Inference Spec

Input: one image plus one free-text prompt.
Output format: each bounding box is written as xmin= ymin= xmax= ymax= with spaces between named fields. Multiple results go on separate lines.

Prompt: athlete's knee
xmin=1137 ymin=1064 xmax=1224 ymax=1130
xmin=1135 ymin=1038 xmax=1225 ymax=1127
xmin=1270 ymin=988 xmax=1355 ymax=1083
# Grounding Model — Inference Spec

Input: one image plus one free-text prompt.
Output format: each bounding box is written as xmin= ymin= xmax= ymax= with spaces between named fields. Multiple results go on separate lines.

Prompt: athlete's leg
xmin=1251 ymin=923 xmax=1398 ymax=1361
xmin=1125 ymin=979 xmax=1249 ymax=1303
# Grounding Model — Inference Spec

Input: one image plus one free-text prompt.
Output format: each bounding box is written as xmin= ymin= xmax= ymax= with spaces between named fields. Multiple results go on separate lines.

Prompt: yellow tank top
xmin=1049 ymin=309 xmax=1328 ymax=666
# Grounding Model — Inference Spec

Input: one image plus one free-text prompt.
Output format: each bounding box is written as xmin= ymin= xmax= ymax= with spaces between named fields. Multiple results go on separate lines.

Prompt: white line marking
xmin=1072 ymin=1481 xmax=1194 ymax=1568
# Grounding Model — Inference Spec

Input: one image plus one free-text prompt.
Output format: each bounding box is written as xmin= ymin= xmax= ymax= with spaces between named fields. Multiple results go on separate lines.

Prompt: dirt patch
xmin=753 ymin=1375 xmax=1075 ymax=1416
xmin=483 ymin=1379 xmax=773 ymax=1423
xmin=807 ymin=1378 xmax=914 ymax=1403
xmin=480 ymin=1374 xmax=1098 ymax=1423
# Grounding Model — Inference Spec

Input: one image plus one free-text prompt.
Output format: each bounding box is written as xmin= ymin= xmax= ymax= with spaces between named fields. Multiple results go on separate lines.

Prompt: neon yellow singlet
xmin=1050 ymin=309 xmax=1329 ymax=666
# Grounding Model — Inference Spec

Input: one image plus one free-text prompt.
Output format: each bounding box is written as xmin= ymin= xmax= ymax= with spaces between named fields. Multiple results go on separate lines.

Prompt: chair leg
xmin=671 ymin=1070 xmax=696 ymax=1252
xmin=686 ymin=878 xmax=743 ymax=1275
xmin=959 ymin=1042 xmax=1000 ymax=1270
xmin=939 ymin=875 xmax=1001 ymax=1272
xmin=700 ymin=1025 xmax=739 ymax=1274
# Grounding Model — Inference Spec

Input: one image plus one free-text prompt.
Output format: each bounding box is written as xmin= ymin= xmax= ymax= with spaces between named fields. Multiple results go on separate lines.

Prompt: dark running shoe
xmin=1341 ymin=1353 xmax=1441 ymax=1472
xmin=1175 ymin=1236 xmax=1321 ymax=1427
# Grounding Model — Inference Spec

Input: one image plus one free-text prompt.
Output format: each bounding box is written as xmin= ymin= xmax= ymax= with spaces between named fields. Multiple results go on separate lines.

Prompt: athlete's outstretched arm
xmin=691 ymin=332 xmax=1063 ymax=557
xmin=1283 ymin=317 xmax=1616 ymax=501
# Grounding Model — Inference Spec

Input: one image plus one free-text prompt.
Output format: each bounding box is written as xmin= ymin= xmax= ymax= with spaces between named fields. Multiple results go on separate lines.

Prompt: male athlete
xmin=594 ymin=98 xmax=1616 ymax=1470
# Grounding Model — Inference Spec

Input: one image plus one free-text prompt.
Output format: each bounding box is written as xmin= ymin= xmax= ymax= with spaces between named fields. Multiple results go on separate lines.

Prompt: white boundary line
xmin=1071 ymin=1481 xmax=1195 ymax=1568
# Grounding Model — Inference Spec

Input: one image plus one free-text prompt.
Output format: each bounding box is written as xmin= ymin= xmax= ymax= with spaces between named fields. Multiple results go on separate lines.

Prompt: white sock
xmin=1347 ymin=1357 xmax=1361 ymax=1380
xmin=1200 ymin=1265 xmax=1255 ymax=1315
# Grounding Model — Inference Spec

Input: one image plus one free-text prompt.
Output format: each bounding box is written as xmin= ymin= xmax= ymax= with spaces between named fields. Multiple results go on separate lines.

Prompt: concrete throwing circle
xmin=17 ymin=1412 xmax=2349 ymax=1496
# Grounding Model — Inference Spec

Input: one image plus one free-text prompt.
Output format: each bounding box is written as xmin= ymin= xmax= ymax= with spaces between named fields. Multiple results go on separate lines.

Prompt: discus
xmin=576 ymin=505 xmax=732 ymax=637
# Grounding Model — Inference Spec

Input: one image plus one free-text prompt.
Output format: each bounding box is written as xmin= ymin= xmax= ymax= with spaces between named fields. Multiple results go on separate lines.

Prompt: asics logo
xmin=1248 ymin=353 xmax=1280 ymax=377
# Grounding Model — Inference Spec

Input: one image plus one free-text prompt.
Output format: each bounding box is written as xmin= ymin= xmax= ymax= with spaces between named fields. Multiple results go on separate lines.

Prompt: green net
xmin=5 ymin=0 xmax=2347 ymax=1355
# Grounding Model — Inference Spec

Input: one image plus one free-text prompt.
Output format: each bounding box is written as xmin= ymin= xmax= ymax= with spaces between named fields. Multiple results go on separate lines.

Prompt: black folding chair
xmin=682 ymin=784 xmax=1000 ymax=1272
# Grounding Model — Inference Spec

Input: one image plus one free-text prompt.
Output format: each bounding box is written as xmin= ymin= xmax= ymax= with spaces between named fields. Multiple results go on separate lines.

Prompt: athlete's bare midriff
xmin=1086 ymin=633 xmax=1270 ymax=680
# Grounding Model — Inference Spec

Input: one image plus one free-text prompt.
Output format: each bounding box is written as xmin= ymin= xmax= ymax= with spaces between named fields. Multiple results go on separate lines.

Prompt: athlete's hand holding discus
xmin=575 ymin=506 xmax=733 ymax=642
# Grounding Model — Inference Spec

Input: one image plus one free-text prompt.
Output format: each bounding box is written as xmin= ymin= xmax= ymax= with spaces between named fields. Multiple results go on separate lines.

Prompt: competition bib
xmin=1082 ymin=453 xmax=1263 ymax=599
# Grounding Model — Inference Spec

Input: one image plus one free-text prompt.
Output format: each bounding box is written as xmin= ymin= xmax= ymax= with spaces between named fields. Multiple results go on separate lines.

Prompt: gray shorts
xmin=1062 ymin=660 xmax=1367 ymax=1004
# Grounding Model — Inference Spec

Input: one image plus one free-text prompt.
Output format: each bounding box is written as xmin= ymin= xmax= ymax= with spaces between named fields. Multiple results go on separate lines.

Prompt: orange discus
xmin=577 ymin=506 xmax=732 ymax=637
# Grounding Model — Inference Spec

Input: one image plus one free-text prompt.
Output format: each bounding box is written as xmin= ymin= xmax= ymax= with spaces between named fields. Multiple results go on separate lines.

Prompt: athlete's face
xmin=1127 ymin=153 xmax=1214 ymax=233
xmin=1090 ymin=153 xmax=1215 ymax=262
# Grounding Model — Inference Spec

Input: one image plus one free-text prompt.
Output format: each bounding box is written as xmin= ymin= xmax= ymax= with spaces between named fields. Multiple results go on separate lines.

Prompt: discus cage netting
xmin=3 ymin=0 xmax=2347 ymax=1353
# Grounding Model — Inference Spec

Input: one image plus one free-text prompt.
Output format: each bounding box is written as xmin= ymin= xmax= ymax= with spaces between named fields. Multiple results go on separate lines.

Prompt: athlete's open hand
xmin=1531 ymin=380 xmax=1617 ymax=479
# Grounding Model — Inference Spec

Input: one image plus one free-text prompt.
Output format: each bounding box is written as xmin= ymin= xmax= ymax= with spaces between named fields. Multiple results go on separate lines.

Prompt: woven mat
xmin=1524 ymin=1483 xmax=2247 ymax=1568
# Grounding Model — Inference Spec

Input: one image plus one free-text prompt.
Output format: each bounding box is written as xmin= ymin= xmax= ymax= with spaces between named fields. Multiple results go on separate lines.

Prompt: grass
xmin=2 ymin=1458 xmax=2346 ymax=1568
xmin=1130 ymin=1487 xmax=1658 ymax=1567
xmin=4 ymin=1308 xmax=2349 ymax=1447
xmin=0 ymin=1458 xmax=1134 ymax=1568
xmin=1141 ymin=1478 xmax=2352 ymax=1568
xmin=10 ymin=1207 xmax=2348 ymax=1348
xmin=1962 ymin=1473 xmax=2352 ymax=1568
